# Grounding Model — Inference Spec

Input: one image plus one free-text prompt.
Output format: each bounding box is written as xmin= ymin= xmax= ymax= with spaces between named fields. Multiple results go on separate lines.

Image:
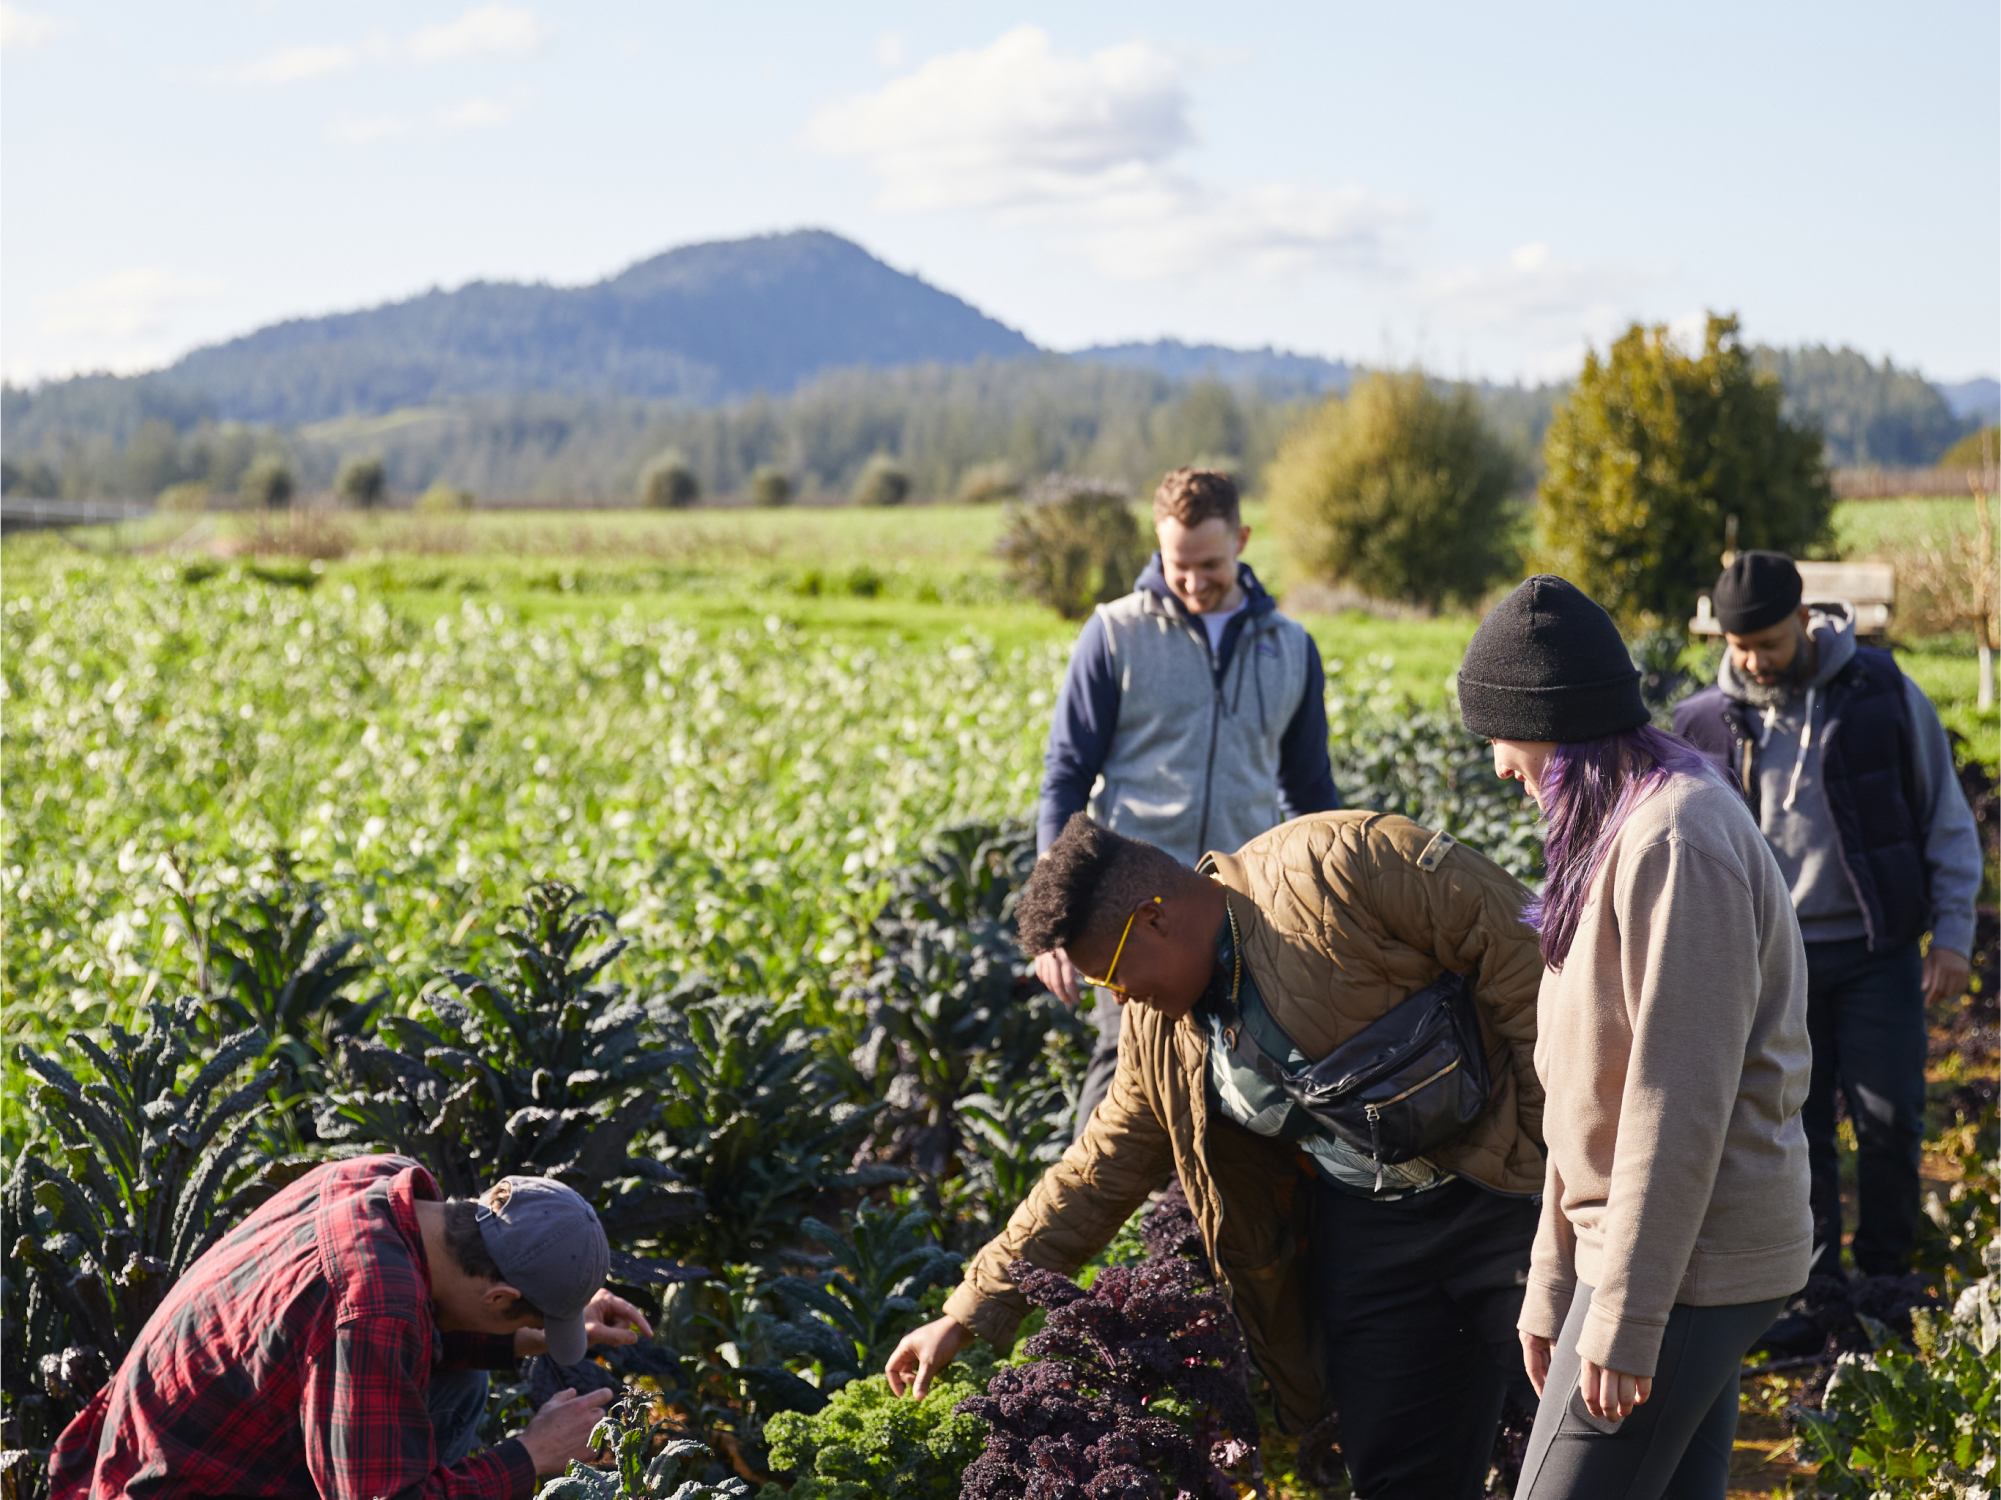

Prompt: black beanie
xmin=1457 ymin=575 xmax=1647 ymax=742
xmin=1711 ymin=550 xmax=1802 ymax=634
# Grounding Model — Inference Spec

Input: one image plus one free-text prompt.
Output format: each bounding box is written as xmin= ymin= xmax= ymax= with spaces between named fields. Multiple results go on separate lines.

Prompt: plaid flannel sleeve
xmin=303 ymin=1314 xmax=537 ymax=1500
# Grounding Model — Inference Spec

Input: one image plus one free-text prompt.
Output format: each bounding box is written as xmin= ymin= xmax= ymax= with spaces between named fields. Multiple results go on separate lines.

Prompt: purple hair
xmin=1524 ymin=723 xmax=1714 ymax=970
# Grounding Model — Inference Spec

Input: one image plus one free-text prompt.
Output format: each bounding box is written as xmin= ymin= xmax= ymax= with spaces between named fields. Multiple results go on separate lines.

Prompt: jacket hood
xmin=1717 ymin=601 xmax=1858 ymax=703
xmin=1135 ymin=554 xmax=1276 ymax=622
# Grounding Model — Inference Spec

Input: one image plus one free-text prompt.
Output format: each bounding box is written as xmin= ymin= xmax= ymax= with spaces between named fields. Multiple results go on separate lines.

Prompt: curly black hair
xmin=1015 ymin=813 xmax=1190 ymax=959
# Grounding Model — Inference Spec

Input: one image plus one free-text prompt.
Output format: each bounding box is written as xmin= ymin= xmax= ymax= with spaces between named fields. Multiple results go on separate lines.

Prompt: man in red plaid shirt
xmin=50 ymin=1154 xmax=653 ymax=1500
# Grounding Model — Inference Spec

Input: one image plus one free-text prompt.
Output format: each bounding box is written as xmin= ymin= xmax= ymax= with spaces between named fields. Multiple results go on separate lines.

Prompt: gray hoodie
xmin=1716 ymin=604 xmax=1982 ymax=955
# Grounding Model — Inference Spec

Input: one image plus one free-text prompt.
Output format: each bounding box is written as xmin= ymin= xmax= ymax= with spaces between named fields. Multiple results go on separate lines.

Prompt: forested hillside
xmin=2 ymin=227 xmax=1989 ymax=500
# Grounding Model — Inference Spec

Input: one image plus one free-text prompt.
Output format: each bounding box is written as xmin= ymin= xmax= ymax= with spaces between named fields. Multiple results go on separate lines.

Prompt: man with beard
xmin=1676 ymin=550 xmax=1980 ymax=1278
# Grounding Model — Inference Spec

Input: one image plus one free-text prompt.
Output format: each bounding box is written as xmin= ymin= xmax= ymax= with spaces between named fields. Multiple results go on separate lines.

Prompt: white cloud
xmin=211 ymin=5 xmax=547 ymax=86
xmin=809 ymin=27 xmax=1411 ymax=282
xmin=1410 ymin=241 xmax=1675 ymax=378
xmin=213 ymin=43 xmax=359 ymax=86
xmin=330 ymin=88 xmax=533 ymax=143
xmin=6 ymin=267 xmax=226 ymax=380
xmin=811 ymin=27 xmax=1191 ymax=212
xmin=0 ymin=3 xmax=67 ymax=50
xmin=404 ymin=5 xmax=549 ymax=63
xmin=873 ymin=31 xmax=907 ymax=69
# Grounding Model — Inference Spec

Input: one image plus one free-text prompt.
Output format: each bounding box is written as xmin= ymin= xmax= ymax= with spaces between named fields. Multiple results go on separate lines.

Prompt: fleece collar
xmin=1134 ymin=554 xmax=1276 ymax=626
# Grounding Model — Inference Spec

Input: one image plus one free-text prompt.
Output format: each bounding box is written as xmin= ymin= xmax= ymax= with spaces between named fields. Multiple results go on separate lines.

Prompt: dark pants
xmin=427 ymin=1367 xmax=490 ymax=1465
xmin=1073 ymin=990 xmax=1124 ymax=1141
xmin=1517 ymin=1286 xmax=1786 ymax=1499
xmin=1801 ymin=937 xmax=1926 ymax=1275
xmin=1311 ymin=1175 xmax=1540 ymax=1500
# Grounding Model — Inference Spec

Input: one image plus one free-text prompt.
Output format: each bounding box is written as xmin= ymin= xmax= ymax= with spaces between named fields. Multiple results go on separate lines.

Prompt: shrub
xmin=749 ymin=465 xmax=792 ymax=508
xmin=954 ymin=461 xmax=1019 ymax=505
xmin=334 ymin=455 xmax=388 ymax=510
xmin=1939 ymin=424 xmax=1999 ymax=470
xmin=1536 ymin=314 xmax=1834 ymax=627
xmin=239 ymin=453 xmax=296 ymax=510
xmin=994 ymin=477 xmax=1146 ymax=620
xmin=155 ymin=481 xmax=210 ymax=513
xmin=416 ymin=481 xmax=474 ymax=513
xmin=2 ymin=455 xmax=60 ymax=498
xmin=639 ymin=449 xmax=701 ymax=510
xmin=1267 ymin=370 xmax=1520 ymax=611
xmin=851 ymin=454 xmax=911 ymax=507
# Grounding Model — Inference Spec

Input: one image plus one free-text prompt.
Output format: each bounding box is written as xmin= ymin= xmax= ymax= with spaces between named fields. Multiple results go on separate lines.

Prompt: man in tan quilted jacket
xmin=886 ymin=810 xmax=1546 ymax=1500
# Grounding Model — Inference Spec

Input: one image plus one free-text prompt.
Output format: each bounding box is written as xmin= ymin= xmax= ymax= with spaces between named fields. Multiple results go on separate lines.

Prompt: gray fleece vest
xmin=1086 ymin=589 xmax=1313 ymax=865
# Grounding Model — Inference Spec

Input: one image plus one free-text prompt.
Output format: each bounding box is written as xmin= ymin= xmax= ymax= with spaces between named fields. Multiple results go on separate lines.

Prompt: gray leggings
xmin=1516 ymin=1285 xmax=1786 ymax=1500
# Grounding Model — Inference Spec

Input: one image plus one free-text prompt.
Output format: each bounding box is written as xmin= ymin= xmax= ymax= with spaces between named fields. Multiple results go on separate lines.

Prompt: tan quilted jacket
xmin=943 ymin=811 xmax=1546 ymax=1431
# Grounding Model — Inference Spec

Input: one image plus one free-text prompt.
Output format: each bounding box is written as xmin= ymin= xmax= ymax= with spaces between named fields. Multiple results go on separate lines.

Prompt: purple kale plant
xmin=955 ymin=1248 xmax=1262 ymax=1500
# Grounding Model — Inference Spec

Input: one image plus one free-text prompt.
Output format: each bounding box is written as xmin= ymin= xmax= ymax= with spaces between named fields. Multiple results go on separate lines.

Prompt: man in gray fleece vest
xmin=1033 ymin=467 xmax=1341 ymax=1134
xmin=1676 ymin=550 xmax=1982 ymax=1277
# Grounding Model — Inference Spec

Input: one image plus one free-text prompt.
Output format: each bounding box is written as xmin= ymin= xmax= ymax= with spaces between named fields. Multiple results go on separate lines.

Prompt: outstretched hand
xmin=885 ymin=1315 xmax=974 ymax=1399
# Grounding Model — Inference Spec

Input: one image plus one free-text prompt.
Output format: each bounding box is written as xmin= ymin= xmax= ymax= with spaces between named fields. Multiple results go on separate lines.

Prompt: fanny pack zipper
xmin=1363 ymin=1057 xmax=1462 ymax=1191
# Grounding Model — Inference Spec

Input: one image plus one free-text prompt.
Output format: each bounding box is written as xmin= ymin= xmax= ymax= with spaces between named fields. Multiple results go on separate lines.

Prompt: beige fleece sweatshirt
xmin=1518 ymin=764 xmax=1813 ymax=1377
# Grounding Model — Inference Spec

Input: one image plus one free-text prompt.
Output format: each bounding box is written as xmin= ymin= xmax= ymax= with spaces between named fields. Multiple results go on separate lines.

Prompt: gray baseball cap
xmin=476 ymin=1176 xmax=610 ymax=1365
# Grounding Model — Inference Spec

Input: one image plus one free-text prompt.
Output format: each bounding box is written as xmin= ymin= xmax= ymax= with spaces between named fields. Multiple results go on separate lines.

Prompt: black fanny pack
xmin=1215 ymin=969 xmax=1492 ymax=1188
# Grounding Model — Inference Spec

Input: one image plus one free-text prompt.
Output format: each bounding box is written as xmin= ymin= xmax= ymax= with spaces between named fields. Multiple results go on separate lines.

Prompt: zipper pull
xmin=1366 ymin=1103 xmax=1383 ymax=1193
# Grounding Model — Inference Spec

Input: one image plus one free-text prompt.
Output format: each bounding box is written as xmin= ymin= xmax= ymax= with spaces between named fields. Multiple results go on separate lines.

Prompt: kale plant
xmin=956 ymin=1254 xmax=1263 ymax=1500
xmin=768 ymin=1201 xmax=963 ymax=1380
xmin=534 ymin=1395 xmax=752 ymax=1500
xmin=200 ymin=870 xmax=380 ymax=1088
xmin=758 ymin=1364 xmax=994 ymax=1500
xmin=4 ymin=998 xmax=310 ymax=1452
xmin=1789 ymin=1250 xmax=2000 ymax=1497
xmin=316 ymin=881 xmax=703 ymax=1257
xmin=849 ymin=820 xmax=1085 ymax=1192
xmin=652 ymin=992 xmax=895 ymax=1271
xmin=946 ymin=1075 xmax=1072 ymax=1248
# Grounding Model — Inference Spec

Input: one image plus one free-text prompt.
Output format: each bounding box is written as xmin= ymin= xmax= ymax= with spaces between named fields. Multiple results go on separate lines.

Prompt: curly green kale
xmin=756 ymin=1360 xmax=993 ymax=1500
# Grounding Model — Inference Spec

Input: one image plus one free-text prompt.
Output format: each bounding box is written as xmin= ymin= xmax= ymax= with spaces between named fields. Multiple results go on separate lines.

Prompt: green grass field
xmin=86 ymin=493 xmax=1994 ymax=745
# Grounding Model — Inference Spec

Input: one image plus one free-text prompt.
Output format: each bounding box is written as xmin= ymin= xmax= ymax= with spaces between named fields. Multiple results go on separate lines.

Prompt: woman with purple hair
xmin=1457 ymin=575 xmax=1812 ymax=1500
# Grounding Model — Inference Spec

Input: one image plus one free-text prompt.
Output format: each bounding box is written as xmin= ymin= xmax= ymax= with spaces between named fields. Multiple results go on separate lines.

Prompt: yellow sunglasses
xmin=1081 ymin=897 xmax=1161 ymax=993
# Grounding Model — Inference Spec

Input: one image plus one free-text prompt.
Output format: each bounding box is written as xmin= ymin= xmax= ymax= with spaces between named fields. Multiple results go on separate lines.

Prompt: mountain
xmin=152 ymin=230 xmax=1037 ymax=426
xmin=1072 ymin=339 xmax=1355 ymax=396
xmin=1937 ymin=377 xmax=2001 ymax=427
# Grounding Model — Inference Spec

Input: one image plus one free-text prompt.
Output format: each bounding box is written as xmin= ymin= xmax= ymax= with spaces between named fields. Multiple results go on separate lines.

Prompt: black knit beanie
xmin=1711 ymin=550 xmax=1802 ymax=634
xmin=1457 ymin=575 xmax=1647 ymax=742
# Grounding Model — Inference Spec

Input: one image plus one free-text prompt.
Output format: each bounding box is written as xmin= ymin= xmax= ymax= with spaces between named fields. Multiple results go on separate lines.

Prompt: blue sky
xmin=3 ymin=1 xmax=1996 ymax=386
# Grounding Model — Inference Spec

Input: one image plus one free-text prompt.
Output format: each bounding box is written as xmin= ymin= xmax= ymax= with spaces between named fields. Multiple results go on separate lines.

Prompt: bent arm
xmin=304 ymin=1315 xmax=535 ymax=1500
xmin=1038 ymin=613 xmax=1120 ymax=855
xmin=1583 ymin=839 xmax=1758 ymax=1378
xmin=1360 ymin=824 xmax=1546 ymax=1152
xmin=942 ymin=1036 xmax=1174 ymax=1347
xmin=1277 ymin=638 xmax=1341 ymax=818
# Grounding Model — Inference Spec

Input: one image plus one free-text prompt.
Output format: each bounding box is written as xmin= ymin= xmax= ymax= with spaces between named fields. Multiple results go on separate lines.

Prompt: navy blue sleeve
xmin=1276 ymin=635 xmax=1341 ymax=817
xmin=1037 ymin=612 xmax=1121 ymax=855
